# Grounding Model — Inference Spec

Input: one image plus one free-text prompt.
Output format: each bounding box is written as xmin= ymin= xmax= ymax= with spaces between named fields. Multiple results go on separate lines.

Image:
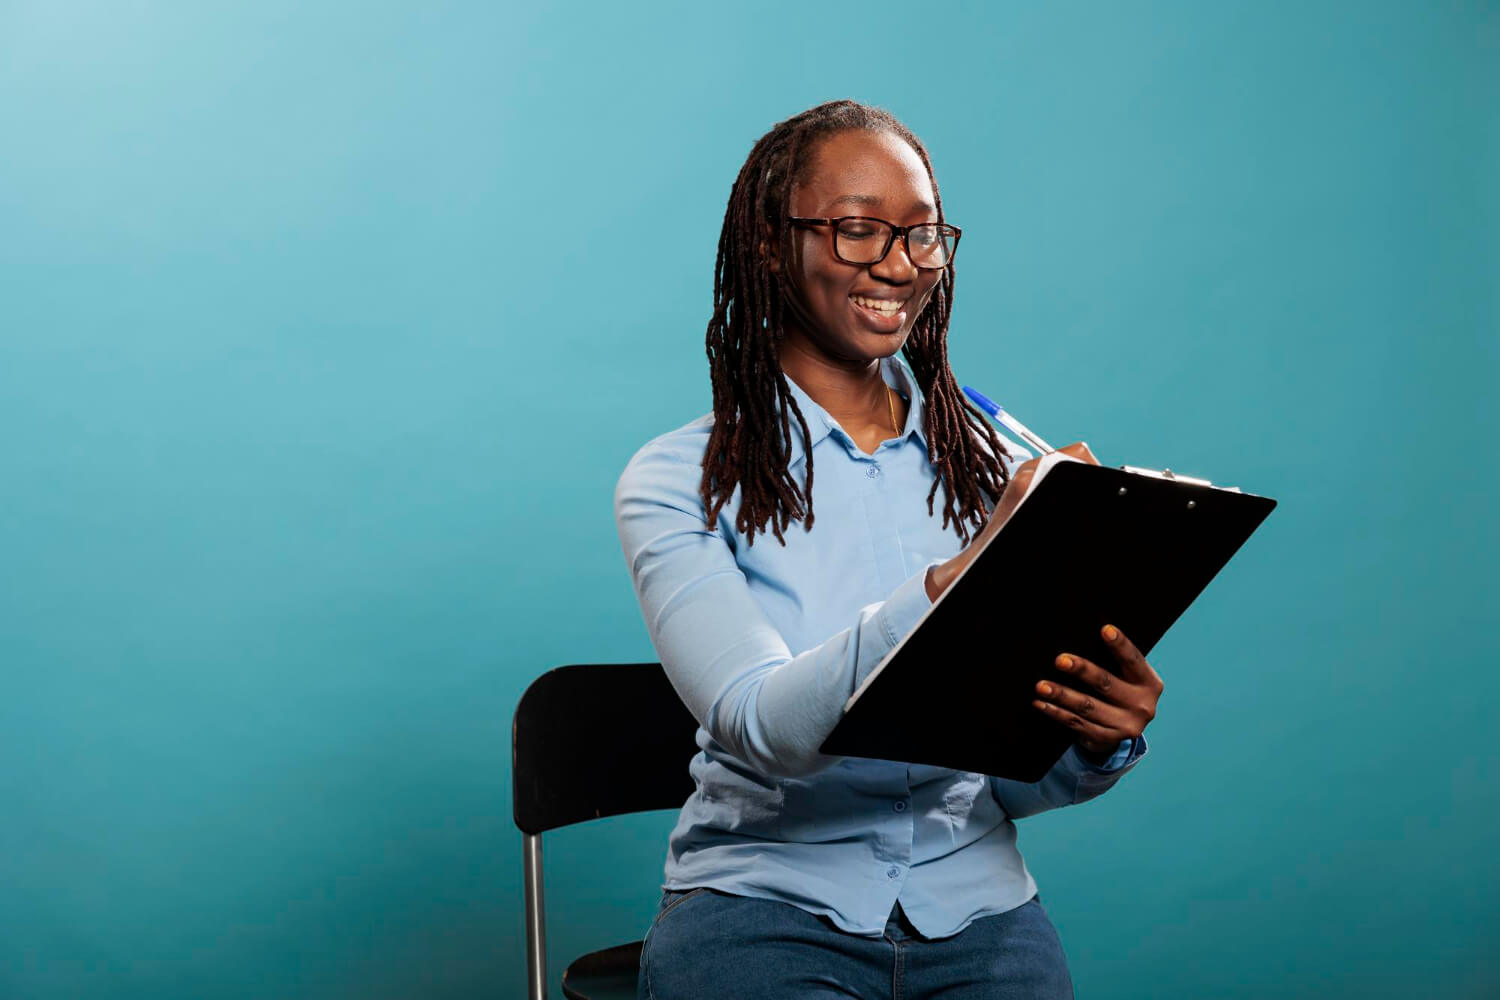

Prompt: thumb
xmin=1057 ymin=441 xmax=1100 ymax=466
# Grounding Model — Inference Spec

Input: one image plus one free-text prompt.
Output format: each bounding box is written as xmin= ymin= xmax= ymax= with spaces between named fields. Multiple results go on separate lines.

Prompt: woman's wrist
xmin=925 ymin=557 xmax=964 ymax=602
xmin=1076 ymin=740 xmax=1119 ymax=764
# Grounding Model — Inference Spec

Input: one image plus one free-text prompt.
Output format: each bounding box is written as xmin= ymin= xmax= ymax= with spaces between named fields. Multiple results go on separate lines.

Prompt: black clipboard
xmin=820 ymin=460 xmax=1277 ymax=782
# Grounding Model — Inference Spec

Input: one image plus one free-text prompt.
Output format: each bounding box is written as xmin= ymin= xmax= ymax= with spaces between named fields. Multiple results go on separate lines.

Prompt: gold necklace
xmin=885 ymin=384 xmax=900 ymax=435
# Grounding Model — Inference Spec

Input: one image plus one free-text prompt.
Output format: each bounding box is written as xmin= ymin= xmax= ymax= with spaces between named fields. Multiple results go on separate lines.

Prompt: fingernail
xmin=1056 ymin=655 xmax=1073 ymax=670
xmin=1039 ymin=683 xmax=1054 ymax=696
xmin=1102 ymin=625 xmax=1118 ymax=641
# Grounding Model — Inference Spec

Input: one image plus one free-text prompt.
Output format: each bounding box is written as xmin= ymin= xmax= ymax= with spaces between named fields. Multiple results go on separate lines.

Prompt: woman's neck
xmin=777 ymin=335 xmax=901 ymax=440
xmin=774 ymin=335 xmax=900 ymax=452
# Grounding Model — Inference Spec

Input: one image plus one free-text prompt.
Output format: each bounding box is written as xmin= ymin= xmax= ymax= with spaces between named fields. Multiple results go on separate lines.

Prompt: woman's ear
xmin=759 ymin=242 xmax=781 ymax=274
xmin=759 ymin=223 xmax=781 ymax=274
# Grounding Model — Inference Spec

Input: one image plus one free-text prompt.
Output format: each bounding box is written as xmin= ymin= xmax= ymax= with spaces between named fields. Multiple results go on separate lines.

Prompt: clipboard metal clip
xmin=1120 ymin=465 xmax=1240 ymax=492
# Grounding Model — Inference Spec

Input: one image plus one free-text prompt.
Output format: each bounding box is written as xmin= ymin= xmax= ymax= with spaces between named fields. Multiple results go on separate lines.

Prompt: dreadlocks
xmin=700 ymin=99 xmax=1013 ymax=547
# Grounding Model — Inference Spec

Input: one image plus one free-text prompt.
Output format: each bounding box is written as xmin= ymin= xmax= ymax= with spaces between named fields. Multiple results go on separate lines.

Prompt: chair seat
xmin=561 ymin=940 xmax=643 ymax=1000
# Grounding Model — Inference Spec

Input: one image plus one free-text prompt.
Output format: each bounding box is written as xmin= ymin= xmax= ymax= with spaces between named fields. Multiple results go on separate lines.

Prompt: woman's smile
xmin=780 ymin=129 xmax=941 ymax=360
xmin=849 ymin=292 xmax=909 ymax=331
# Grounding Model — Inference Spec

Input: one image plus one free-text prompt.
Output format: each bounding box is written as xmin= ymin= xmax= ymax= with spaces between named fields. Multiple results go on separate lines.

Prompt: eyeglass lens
xmin=835 ymin=219 xmax=955 ymax=268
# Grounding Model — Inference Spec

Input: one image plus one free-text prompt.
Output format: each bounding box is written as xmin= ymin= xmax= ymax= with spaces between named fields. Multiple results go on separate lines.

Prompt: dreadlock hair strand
xmin=700 ymin=99 xmax=1014 ymax=547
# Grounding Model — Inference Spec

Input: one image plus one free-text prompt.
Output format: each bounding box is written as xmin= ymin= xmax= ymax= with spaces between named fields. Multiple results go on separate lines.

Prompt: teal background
xmin=1 ymin=1 xmax=1495 ymax=997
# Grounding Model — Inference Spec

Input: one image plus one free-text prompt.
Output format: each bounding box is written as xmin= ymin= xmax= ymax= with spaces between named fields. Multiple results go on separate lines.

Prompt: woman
xmin=615 ymin=100 xmax=1164 ymax=1000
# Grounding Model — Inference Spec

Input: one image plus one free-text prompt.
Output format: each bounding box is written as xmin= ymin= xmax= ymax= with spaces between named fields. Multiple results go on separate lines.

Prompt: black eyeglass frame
xmin=786 ymin=216 xmax=962 ymax=270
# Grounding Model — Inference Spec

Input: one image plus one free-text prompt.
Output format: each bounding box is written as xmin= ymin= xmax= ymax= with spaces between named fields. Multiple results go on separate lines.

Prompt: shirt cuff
xmin=879 ymin=561 xmax=938 ymax=647
xmin=1071 ymin=732 xmax=1148 ymax=774
xmin=854 ymin=562 xmax=939 ymax=689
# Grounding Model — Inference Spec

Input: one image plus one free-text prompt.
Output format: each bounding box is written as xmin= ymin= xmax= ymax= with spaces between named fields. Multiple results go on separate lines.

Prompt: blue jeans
xmin=638 ymin=888 xmax=1074 ymax=1000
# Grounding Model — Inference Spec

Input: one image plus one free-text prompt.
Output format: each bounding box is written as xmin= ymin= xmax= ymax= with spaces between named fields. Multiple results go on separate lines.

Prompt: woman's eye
xmin=840 ymin=227 xmax=877 ymax=239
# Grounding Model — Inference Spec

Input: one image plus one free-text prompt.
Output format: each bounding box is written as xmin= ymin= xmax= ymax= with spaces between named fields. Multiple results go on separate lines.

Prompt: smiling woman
xmin=699 ymin=106 xmax=1011 ymax=545
xmin=614 ymin=99 xmax=1158 ymax=1000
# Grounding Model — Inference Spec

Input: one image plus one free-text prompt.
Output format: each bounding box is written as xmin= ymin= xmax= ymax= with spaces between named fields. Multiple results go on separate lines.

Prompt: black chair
xmin=513 ymin=663 xmax=699 ymax=1000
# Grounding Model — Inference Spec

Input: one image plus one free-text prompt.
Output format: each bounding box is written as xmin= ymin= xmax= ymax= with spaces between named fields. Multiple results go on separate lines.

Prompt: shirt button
xmin=866 ymin=467 xmax=880 ymax=478
xmin=887 ymin=866 xmax=901 ymax=879
xmin=893 ymin=800 xmax=907 ymax=813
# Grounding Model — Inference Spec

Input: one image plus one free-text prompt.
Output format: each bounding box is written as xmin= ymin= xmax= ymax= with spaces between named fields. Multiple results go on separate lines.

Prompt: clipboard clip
xmin=1120 ymin=465 xmax=1242 ymax=493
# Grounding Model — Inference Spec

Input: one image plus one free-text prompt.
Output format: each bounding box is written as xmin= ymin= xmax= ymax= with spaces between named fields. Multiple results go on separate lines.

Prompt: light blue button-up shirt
xmin=614 ymin=355 xmax=1147 ymax=938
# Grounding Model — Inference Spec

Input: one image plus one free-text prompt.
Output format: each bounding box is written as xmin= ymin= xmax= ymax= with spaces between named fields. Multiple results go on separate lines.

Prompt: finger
xmin=1100 ymin=624 xmax=1164 ymax=694
xmin=1053 ymin=652 xmax=1125 ymax=701
xmin=1059 ymin=441 xmax=1101 ymax=466
xmin=982 ymin=464 xmax=1039 ymax=537
xmin=1009 ymin=464 xmax=1038 ymax=490
xmin=1035 ymin=678 xmax=1132 ymax=730
xmin=1031 ymin=697 xmax=1121 ymax=744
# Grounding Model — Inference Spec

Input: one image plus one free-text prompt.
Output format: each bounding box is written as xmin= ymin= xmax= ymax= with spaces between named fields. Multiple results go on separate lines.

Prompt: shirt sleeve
xmin=989 ymin=732 xmax=1149 ymax=820
xmin=615 ymin=439 xmax=940 ymax=779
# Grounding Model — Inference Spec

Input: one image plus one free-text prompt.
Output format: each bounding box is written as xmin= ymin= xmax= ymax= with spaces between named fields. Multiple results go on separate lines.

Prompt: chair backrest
xmin=512 ymin=662 xmax=700 ymax=836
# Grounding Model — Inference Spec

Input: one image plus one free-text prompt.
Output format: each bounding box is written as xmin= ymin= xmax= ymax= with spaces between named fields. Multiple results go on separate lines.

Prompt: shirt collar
xmin=779 ymin=355 xmax=929 ymax=468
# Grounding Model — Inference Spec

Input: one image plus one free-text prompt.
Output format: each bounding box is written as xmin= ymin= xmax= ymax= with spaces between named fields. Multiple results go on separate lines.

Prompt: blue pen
xmin=961 ymin=385 xmax=1055 ymax=456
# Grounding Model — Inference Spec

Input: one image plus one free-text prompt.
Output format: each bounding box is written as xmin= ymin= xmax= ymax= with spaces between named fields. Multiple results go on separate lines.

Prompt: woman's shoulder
xmin=622 ymin=412 xmax=715 ymax=469
xmin=614 ymin=412 xmax=717 ymax=512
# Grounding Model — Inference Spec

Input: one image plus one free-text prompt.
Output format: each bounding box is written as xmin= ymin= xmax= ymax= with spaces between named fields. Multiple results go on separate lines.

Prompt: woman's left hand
xmin=1033 ymin=624 xmax=1164 ymax=756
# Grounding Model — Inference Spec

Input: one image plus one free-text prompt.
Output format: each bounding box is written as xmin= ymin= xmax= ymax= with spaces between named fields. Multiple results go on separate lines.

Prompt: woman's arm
xmin=991 ymin=625 xmax=1163 ymax=817
xmin=615 ymin=435 xmax=939 ymax=779
xmin=990 ymin=735 xmax=1148 ymax=819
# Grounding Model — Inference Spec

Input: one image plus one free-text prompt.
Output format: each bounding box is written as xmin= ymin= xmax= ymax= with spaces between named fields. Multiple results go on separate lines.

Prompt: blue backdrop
xmin=2 ymin=1 xmax=1495 ymax=997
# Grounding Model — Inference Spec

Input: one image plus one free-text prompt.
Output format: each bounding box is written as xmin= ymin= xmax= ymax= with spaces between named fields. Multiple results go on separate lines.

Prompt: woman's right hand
xmin=924 ymin=442 xmax=1100 ymax=602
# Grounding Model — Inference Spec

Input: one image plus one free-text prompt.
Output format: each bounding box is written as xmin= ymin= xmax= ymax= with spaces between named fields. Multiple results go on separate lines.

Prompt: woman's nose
xmin=870 ymin=235 xmax=918 ymax=281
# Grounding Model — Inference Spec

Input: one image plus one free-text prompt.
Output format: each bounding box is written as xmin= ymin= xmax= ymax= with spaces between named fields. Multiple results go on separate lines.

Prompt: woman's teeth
xmin=851 ymin=294 xmax=904 ymax=316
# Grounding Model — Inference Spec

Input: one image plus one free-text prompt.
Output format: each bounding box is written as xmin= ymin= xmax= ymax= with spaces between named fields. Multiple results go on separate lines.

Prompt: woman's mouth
xmin=850 ymin=293 xmax=908 ymax=331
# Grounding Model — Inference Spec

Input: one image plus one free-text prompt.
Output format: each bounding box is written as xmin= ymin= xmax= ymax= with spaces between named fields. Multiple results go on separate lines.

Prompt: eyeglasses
xmin=787 ymin=216 xmax=961 ymax=270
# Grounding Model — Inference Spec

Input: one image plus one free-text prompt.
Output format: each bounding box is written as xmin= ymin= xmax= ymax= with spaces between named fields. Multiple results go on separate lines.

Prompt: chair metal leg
xmin=524 ymin=833 xmax=547 ymax=1000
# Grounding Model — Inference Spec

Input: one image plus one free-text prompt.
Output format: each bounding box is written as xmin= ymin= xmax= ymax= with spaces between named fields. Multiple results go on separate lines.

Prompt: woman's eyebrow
xmin=830 ymin=193 xmax=936 ymax=213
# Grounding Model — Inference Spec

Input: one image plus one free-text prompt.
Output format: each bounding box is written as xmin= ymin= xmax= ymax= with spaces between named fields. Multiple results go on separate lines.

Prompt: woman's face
xmin=779 ymin=129 xmax=943 ymax=366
